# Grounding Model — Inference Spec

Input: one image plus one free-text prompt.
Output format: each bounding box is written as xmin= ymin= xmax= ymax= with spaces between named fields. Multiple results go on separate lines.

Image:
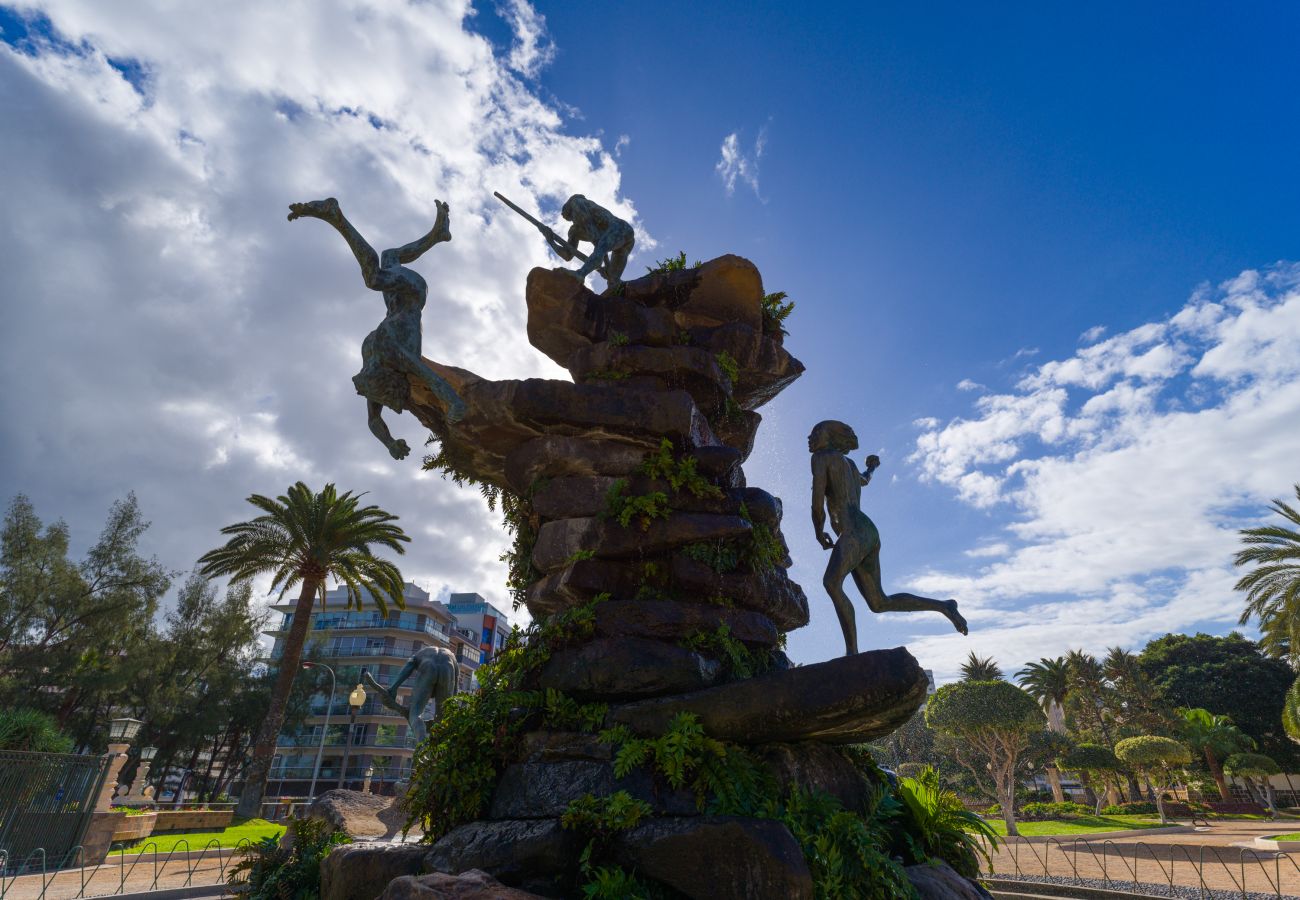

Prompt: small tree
xmin=1224 ymin=752 xmax=1281 ymax=815
xmin=1057 ymin=743 xmax=1125 ymax=814
xmin=1114 ymin=736 xmax=1192 ymax=824
xmin=927 ymin=680 xmax=1045 ymax=836
xmin=1177 ymin=707 xmax=1254 ymax=801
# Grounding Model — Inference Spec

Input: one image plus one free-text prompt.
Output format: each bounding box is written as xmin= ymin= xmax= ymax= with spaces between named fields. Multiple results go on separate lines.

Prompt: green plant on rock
xmin=601 ymin=713 xmax=774 ymax=814
xmin=609 ymin=330 xmax=630 ymax=347
xmin=562 ymin=792 xmax=661 ymax=899
xmin=645 ymin=251 xmax=700 ymax=274
xmin=604 ymin=479 xmax=671 ymax=531
xmin=586 ymin=367 xmax=632 ymax=382
xmin=742 ymin=518 xmax=786 ymax=574
xmin=406 ymin=596 xmax=609 ymax=839
xmin=713 ymin=351 xmax=740 ymax=384
xmin=777 ymin=787 xmax=917 ymax=900
xmin=229 ymin=817 xmax=349 ymax=899
xmin=637 ymin=439 xmax=724 ymax=500
xmin=679 ymin=623 xmax=773 ymax=680
xmin=681 ymin=539 xmax=742 ymax=574
xmin=897 ymin=766 xmax=999 ymax=879
xmin=761 ymin=290 xmax=795 ymax=336
xmin=562 ymin=790 xmax=653 ymax=839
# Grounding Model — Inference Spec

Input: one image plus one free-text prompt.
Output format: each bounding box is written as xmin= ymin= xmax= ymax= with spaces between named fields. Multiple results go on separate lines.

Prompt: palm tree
xmin=1236 ymin=485 xmax=1300 ymax=665
xmin=1102 ymin=646 xmax=1165 ymax=734
xmin=1016 ymin=657 xmax=1071 ymax=733
xmin=1177 ymin=707 xmax=1254 ymax=802
xmin=1017 ymin=656 xmax=1072 ymax=802
xmin=960 ymin=652 xmax=1003 ymax=681
xmin=199 ymin=482 xmax=409 ymax=817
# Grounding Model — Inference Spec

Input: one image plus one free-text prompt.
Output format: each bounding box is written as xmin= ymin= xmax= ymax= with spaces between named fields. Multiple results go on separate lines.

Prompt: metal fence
xmin=990 ymin=837 xmax=1300 ymax=900
xmin=0 ymin=840 xmax=249 ymax=899
xmin=0 ymin=750 xmax=109 ymax=876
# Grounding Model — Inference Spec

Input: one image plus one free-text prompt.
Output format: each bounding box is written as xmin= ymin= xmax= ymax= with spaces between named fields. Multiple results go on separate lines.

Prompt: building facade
xmin=447 ymin=593 xmax=513 ymax=665
xmin=264 ymin=583 xmax=500 ymax=797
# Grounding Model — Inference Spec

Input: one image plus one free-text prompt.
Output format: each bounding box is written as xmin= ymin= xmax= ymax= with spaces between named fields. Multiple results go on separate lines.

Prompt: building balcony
xmin=268 ymin=763 xmax=412 ymax=782
xmin=265 ymin=618 xmax=451 ymax=640
xmin=275 ymin=734 xmax=414 ymax=750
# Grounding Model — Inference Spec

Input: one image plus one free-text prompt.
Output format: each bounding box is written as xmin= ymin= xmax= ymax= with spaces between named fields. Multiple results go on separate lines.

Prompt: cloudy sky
xmin=3 ymin=1 xmax=1299 ymax=681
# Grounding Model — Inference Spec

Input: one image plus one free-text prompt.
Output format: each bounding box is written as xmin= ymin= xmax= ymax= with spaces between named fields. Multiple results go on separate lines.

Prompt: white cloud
xmin=908 ymin=264 xmax=1300 ymax=680
xmin=1079 ymin=324 xmax=1107 ymax=343
xmin=496 ymin=0 xmax=555 ymax=79
xmin=715 ymin=125 xmax=767 ymax=199
xmin=956 ymin=378 xmax=984 ymax=392
xmin=0 ymin=0 xmax=640 ymax=621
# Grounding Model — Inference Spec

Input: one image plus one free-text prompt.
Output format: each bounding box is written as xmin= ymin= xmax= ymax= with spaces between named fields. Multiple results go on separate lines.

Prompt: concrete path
xmin=988 ymin=820 xmax=1300 ymax=896
xmin=0 ymin=849 xmax=239 ymax=899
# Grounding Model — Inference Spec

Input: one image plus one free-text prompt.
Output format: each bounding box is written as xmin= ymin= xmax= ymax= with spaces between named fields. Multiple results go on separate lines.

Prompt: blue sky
xmin=2 ymin=0 xmax=1298 ymax=680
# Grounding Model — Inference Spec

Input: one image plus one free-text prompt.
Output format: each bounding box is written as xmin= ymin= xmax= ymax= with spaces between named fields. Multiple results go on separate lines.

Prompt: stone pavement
xmin=988 ymin=819 xmax=1300 ymax=896
xmin=0 ymin=849 xmax=238 ymax=899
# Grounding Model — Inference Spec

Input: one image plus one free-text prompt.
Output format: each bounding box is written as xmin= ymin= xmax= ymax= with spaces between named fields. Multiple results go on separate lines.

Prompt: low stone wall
xmin=111 ymin=811 xmax=158 ymax=842
xmin=151 ymin=809 xmax=234 ymax=833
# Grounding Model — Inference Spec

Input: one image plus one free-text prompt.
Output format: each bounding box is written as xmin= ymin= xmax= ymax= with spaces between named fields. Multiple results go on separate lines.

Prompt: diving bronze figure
xmin=288 ymin=197 xmax=467 ymax=460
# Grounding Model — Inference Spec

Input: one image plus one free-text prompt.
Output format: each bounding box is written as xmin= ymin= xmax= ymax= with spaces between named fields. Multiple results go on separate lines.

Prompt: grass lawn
xmin=1269 ymin=832 xmax=1300 ymax=841
xmin=111 ymin=818 xmax=284 ymax=854
xmin=985 ymin=814 xmax=1166 ymax=836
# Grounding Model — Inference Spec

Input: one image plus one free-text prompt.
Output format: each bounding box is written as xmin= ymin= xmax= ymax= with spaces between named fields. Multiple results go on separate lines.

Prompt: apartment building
xmin=264 ymin=583 xmax=502 ymax=798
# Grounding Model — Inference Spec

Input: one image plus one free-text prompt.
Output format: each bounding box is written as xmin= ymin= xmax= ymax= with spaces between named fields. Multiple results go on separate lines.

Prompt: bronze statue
xmin=288 ymin=197 xmax=467 ymax=460
xmin=495 ymin=191 xmax=634 ymax=295
xmin=809 ymin=420 xmax=967 ymax=655
xmin=362 ymin=645 xmax=459 ymax=746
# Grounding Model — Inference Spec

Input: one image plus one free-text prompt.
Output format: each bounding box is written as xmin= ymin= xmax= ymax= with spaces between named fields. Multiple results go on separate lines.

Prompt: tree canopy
xmin=1138 ymin=632 xmax=1296 ymax=765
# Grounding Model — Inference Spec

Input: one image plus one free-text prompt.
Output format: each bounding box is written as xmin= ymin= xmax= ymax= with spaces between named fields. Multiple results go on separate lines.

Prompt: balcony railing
xmin=268 ymin=764 xmax=412 ymax=781
xmin=271 ymin=616 xmax=452 ymax=639
xmin=276 ymin=734 xmax=413 ymax=749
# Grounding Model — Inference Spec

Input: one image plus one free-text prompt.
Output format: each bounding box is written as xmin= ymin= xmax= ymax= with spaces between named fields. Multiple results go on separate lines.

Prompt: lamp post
xmin=301 ymin=661 xmax=336 ymax=802
xmin=339 ymin=677 xmax=367 ymax=789
xmin=126 ymin=745 xmax=158 ymax=802
xmin=100 ymin=717 xmax=144 ymax=809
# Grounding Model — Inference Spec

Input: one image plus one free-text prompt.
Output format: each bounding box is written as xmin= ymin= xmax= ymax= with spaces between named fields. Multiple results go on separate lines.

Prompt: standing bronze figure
xmin=809 ymin=420 xmax=967 ymax=656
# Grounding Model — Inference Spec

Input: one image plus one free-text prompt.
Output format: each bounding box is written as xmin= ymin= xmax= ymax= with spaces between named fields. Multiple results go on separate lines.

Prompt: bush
xmin=898 ymin=767 xmax=1000 ymax=879
xmin=0 ymin=708 xmax=74 ymax=753
xmin=229 ymin=818 xmax=349 ymax=899
xmin=1020 ymin=801 xmax=1090 ymax=821
xmin=1100 ymin=801 xmax=1158 ymax=815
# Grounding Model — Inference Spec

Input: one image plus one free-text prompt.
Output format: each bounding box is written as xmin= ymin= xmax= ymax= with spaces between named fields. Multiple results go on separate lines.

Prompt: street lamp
xmin=125 ymin=745 xmax=158 ymax=803
xmin=339 ymin=676 xmax=367 ymax=789
xmin=108 ymin=718 xmax=143 ymax=744
xmin=301 ymin=661 xmax=336 ymax=802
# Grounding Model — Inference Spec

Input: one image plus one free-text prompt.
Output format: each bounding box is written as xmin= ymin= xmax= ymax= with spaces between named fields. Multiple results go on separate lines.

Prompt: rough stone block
xmin=537 ymin=636 xmax=722 ymax=699
xmin=425 ymin=818 xmax=584 ymax=897
xmin=612 ymin=815 xmax=812 ymax=900
xmin=321 ymin=842 xmax=428 ymax=900
xmin=531 ymin=513 xmax=751 ymax=572
xmin=605 ymin=647 xmax=929 ymax=745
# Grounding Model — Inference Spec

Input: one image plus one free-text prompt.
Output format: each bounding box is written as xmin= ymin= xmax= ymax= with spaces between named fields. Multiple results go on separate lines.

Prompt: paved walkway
xmin=0 ymin=849 xmax=238 ymax=899
xmin=989 ymin=820 xmax=1300 ymax=896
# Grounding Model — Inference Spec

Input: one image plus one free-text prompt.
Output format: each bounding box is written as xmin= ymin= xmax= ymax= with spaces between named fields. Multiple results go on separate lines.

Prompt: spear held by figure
xmin=494 ymin=190 xmax=634 ymax=296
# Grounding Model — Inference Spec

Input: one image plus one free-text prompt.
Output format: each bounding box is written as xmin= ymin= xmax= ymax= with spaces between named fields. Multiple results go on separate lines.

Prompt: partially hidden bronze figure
xmin=809 ymin=420 xmax=967 ymax=656
xmin=288 ymin=197 xmax=467 ymax=460
xmin=362 ymin=645 xmax=459 ymax=746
